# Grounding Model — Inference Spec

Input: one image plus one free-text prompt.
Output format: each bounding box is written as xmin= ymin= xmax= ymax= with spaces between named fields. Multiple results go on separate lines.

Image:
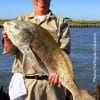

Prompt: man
xmin=2 ymin=0 xmax=70 ymax=100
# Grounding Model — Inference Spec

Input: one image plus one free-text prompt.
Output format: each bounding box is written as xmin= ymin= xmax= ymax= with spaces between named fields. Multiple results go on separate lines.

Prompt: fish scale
xmin=3 ymin=20 xmax=95 ymax=100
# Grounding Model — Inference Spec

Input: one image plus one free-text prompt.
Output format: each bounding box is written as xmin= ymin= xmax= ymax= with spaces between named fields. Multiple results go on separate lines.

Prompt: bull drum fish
xmin=3 ymin=20 xmax=95 ymax=100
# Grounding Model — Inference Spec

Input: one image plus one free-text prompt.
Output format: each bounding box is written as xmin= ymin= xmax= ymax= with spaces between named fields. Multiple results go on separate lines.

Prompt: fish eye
xmin=14 ymin=25 xmax=19 ymax=29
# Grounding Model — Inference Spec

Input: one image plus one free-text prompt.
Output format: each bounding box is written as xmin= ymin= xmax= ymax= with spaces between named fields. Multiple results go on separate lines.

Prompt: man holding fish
xmin=2 ymin=0 xmax=70 ymax=100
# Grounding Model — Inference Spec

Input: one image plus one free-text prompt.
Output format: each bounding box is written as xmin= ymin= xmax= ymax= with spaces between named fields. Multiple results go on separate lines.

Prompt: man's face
xmin=33 ymin=0 xmax=50 ymax=9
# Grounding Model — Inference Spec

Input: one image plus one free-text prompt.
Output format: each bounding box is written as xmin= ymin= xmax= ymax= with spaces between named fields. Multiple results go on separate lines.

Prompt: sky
xmin=0 ymin=0 xmax=100 ymax=20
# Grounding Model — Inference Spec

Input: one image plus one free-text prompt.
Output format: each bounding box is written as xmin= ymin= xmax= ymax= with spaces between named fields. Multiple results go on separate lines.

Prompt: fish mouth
xmin=3 ymin=21 xmax=17 ymax=31
xmin=6 ymin=21 xmax=15 ymax=26
xmin=3 ymin=21 xmax=12 ymax=27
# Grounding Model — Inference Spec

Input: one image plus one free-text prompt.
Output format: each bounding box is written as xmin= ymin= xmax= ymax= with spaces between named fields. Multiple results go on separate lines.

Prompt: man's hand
xmin=48 ymin=73 xmax=61 ymax=87
xmin=2 ymin=31 xmax=12 ymax=52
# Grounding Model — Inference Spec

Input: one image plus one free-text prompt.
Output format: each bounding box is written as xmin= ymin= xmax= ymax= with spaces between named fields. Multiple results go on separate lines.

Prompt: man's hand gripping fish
xmin=3 ymin=20 xmax=95 ymax=100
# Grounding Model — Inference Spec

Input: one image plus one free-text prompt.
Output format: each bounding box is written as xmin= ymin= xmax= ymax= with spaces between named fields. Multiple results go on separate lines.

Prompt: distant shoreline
xmin=68 ymin=20 xmax=100 ymax=27
xmin=0 ymin=19 xmax=100 ymax=28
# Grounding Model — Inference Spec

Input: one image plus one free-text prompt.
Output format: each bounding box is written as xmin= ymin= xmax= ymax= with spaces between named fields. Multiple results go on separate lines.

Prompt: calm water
xmin=70 ymin=27 xmax=100 ymax=91
xmin=0 ymin=27 xmax=100 ymax=92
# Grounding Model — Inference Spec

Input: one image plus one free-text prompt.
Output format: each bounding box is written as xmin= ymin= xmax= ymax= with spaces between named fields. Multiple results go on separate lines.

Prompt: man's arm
xmin=2 ymin=16 xmax=25 ymax=55
xmin=58 ymin=18 xmax=70 ymax=55
xmin=48 ymin=18 xmax=71 ymax=87
xmin=2 ymin=31 xmax=18 ymax=55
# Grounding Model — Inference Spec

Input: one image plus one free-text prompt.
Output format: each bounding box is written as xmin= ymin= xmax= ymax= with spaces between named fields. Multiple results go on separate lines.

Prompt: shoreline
xmin=68 ymin=20 xmax=100 ymax=28
xmin=0 ymin=20 xmax=100 ymax=28
xmin=0 ymin=24 xmax=100 ymax=28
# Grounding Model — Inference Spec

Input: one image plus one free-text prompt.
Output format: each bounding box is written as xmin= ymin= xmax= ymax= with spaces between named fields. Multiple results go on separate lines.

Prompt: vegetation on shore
xmin=0 ymin=19 xmax=9 ymax=25
xmin=0 ymin=19 xmax=100 ymax=26
xmin=67 ymin=20 xmax=100 ymax=26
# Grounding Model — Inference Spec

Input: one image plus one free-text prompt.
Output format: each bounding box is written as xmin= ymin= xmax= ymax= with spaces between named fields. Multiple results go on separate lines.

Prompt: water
xmin=0 ymin=28 xmax=14 ymax=92
xmin=0 ymin=27 xmax=100 ymax=92
xmin=70 ymin=27 xmax=100 ymax=91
